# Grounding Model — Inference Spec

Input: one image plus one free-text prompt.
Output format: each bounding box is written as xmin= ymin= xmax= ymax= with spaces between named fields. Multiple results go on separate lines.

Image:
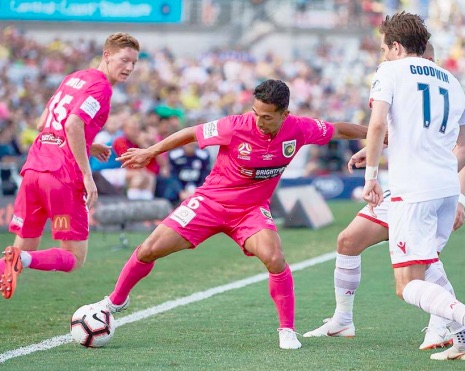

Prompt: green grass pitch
xmin=1 ymin=200 xmax=464 ymax=370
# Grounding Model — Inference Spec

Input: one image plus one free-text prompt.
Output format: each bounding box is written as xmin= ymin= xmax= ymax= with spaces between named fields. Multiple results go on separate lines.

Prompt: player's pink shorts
xmin=162 ymin=194 xmax=277 ymax=256
xmin=9 ymin=170 xmax=89 ymax=240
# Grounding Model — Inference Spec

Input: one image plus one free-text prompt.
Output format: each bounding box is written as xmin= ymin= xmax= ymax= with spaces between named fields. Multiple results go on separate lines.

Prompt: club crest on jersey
xmin=260 ymin=207 xmax=273 ymax=219
xmin=238 ymin=142 xmax=252 ymax=160
xmin=282 ymin=140 xmax=296 ymax=158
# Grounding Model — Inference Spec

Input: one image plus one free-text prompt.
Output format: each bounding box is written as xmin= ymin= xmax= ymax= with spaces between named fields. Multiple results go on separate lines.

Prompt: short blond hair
xmin=103 ymin=33 xmax=140 ymax=54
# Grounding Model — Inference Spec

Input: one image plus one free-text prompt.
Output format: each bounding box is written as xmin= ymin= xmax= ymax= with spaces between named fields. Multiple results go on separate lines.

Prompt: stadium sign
xmin=0 ymin=0 xmax=182 ymax=23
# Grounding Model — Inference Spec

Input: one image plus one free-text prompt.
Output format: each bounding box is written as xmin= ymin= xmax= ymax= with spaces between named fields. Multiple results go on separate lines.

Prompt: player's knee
xmin=263 ymin=250 xmax=286 ymax=273
xmin=137 ymin=244 xmax=157 ymax=262
xmin=337 ymin=229 xmax=356 ymax=254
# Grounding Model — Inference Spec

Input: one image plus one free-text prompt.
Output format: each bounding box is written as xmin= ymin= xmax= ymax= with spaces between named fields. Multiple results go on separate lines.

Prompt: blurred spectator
xmin=0 ymin=119 xmax=22 ymax=163
xmin=0 ymin=119 xmax=22 ymax=196
xmin=90 ymin=113 xmax=125 ymax=195
xmin=113 ymin=115 xmax=158 ymax=200
xmin=167 ymin=142 xmax=210 ymax=204
xmin=18 ymin=112 xmax=39 ymax=153
xmin=154 ymin=85 xmax=186 ymax=126
xmin=0 ymin=8 xmax=463 ymax=188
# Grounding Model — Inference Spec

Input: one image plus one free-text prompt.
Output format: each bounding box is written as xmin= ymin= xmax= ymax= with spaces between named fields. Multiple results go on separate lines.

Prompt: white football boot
xmin=303 ymin=318 xmax=355 ymax=337
xmin=278 ymin=328 xmax=302 ymax=349
xmin=95 ymin=296 xmax=130 ymax=313
xmin=431 ymin=330 xmax=465 ymax=361
xmin=419 ymin=325 xmax=453 ymax=350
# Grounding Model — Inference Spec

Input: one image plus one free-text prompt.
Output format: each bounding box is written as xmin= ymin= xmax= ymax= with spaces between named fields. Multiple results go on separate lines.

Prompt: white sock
xmin=426 ymin=261 xmax=455 ymax=296
xmin=403 ymin=280 xmax=465 ymax=328
xmin=333 ymin=253 xmax=361 ymax=325
xmin=424 ymin=262 xmax=464 ymax=333
xmin=20 ymin=251 xmax=31 ymax=268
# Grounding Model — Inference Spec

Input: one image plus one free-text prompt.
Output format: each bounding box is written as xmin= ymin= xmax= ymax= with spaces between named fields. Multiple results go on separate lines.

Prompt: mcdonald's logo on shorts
xmin=52 ymin=215 xmax=71 ymax=231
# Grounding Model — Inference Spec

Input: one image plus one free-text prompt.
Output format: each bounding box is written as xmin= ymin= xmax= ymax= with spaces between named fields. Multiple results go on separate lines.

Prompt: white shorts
xmin=357 ymin=190 xmax=390 ymax=228
xmin=388 ymin=196 xmax=457 ymax=268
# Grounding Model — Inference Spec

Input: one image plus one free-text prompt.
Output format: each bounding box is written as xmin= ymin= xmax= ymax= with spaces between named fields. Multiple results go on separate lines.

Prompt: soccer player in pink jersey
xmin=91 ymin=79 xmax=369 ymax=349
xmin=361 ymin=13 xmax=465 ymax=361
xmin=0 ymin=33 xmax=140 ymax=300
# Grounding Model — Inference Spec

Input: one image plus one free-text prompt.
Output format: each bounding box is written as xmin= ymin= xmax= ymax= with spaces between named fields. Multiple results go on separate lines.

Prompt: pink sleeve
xmin=302 ymin=117 xmax=335 ymax=146
xmin=69 ymin=82 xmax=111 ymax=126
xmin=196 ymin=116 xmax=234 ymax=149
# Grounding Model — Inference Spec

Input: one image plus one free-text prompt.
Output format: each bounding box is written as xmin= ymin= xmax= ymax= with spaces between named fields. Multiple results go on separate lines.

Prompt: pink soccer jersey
xmin=21 ymin=69 xmax=112 ymax=185
xmin=195 ymin=112 xmax=334 ymax=206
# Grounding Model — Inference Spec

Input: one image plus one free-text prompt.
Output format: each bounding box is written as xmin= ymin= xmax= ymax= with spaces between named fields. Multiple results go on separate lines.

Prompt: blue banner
xmin=280 ymin=174 xmax=365 ymax=200
xmin=0 ymin=0 xmax=182 ymax=23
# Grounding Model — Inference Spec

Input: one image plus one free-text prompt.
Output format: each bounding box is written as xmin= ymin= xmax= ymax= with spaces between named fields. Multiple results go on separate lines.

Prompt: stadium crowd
xmin=0 ymin=0 xmax=464 ymax=200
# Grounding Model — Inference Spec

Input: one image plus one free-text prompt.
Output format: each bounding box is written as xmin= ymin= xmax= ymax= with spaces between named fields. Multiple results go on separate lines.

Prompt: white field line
xmin=0 ymin=251 xmax=343 ymax=364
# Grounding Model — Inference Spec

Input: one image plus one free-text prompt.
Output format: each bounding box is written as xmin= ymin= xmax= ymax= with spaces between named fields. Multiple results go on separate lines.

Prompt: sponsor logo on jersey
xmin=262 ymin=153 xmax=274 ymax=160
xmin=65 ymin=77 xmax=86 ymax=89
xmin=53 ymin=215 xmax=71 ymax=231
xmin=397 ymin=241 xmax=406 ymax=254
xmin=80 ymin=96 xmax=101 ymax=119
xmin=169 ymin=205 xmax=196 ymax=227
xmin=315 ymin=120 xmax=328 ymax=136
xmin=282 ymin=140 xmax=296 ymax=158
xmin=260 ymin=207 xmax=272 ymax=219
xmin=203 ymin=120 xmax=218 ymax=139
xmin=240 ymin=165 xmax=287 ymax=179
xmin=371 ymin=79 xmax=381 ymax=91
xmin=238 ymin=142 xmax=252 ymax=160
xmin=40 ymin=133 xmax=65 ymax=146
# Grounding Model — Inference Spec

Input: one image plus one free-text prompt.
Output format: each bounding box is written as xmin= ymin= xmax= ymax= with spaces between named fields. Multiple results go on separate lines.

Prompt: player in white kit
xmin=361 ymin=12 xmax=465 ymax=361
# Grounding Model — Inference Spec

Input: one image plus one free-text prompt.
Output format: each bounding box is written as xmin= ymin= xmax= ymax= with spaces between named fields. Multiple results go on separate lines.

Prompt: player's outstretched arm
xmin=117 ymin=126 xmax=197 ymax=169
xmin=331 ymin=122 xmax=367 ymax=140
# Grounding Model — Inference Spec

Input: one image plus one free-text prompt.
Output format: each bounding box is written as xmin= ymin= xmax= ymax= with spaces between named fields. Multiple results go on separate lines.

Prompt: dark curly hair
xmin=379 ymin=11 xmax=430 ymax=55
xmin=253 ymin=79 xmax=290 ymax=112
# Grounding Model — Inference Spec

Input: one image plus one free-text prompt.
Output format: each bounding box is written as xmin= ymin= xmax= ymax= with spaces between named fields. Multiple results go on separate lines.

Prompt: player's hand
xmin=83 ymin=173 xmax=98 ymax=209
xmin=453 ymin=202 xmax=465 ymax=231
xmin=117 ymin=147 xmax=153 ymax=169
xmin=90 ymin=143 xmax=112 ymax=162
xmin=362 ymin=179 xmax=383 ymax=217
xmin=348 ymin=147 xmax=367 ymax=173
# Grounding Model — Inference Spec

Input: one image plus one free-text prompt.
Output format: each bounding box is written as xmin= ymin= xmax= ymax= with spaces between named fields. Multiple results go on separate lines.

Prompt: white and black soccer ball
xmin=70 ymin=304 xmax=115 ymax=348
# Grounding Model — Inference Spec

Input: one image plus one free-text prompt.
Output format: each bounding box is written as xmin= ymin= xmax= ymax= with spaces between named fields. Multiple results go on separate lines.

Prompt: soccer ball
xmin=70 ymin=304 xmax=115 ymax=348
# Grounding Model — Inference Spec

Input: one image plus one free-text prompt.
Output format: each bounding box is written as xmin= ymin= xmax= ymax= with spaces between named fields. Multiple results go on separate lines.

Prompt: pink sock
xmin=269 ymin=264 xmax=295 ymax=330
xmin=0 ymin=258 xmax=4 ymax=276
xmin=110 ymin=247 xmax=155 ymax=305
xmin=29 ymin=248 xmax=76 ymax=272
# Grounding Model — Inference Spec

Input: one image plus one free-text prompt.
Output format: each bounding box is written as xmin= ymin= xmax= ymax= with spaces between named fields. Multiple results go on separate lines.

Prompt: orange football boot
xmin=1 ymin=246 xmax=23 ymax=299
